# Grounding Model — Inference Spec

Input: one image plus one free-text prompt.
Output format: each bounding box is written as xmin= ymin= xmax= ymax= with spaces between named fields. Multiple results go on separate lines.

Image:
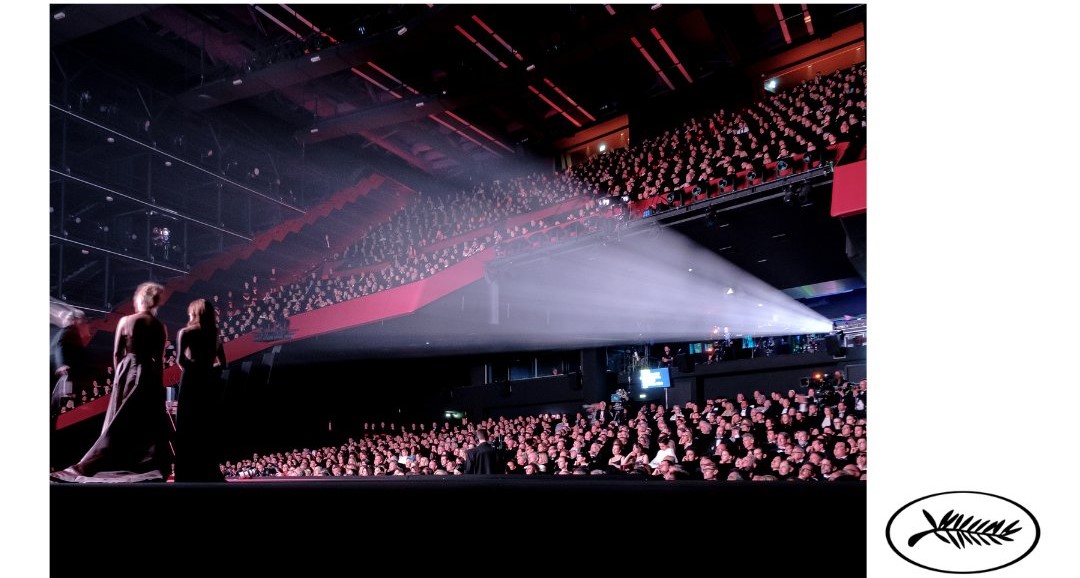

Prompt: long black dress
xmin=54 ymin=311 xmax=172 ymax=482
xmin=174 ymin=324 xmax=226 ymax=482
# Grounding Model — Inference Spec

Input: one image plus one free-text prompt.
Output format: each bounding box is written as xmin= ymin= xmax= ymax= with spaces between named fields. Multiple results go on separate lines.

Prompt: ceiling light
xmin=651 ymin=4 xmax=663 ymax=10
xmin=398 ymin=26 xmax=408 ymax=36
xmin=164 ymin=161 xmax=172 ymax=167
xmin=598 ymin=143 xmax=607 ymax=152
xmin=105 ymin=196 xmax=114 ymax=202
xmin=415 ymin=101 xmax=425 ymax=107
xmin=310 ymin=55 xmax=321 ymax=63
xmin=526 ymin=64 xmax=536 ymax=71
xmin=726 ymin=287 xmax=734 ymax=295
xmin=53 ymin=11 xmax=65 ymax=21
xmin=309 ymin=128 xmax=319 ymax=134
xmin=232 ymin=79 xmax=243 ymax=86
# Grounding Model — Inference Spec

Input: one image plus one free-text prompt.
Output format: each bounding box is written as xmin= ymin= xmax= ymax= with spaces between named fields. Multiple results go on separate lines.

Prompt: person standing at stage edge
xmin=52 ymin=282 xmax=173 ymax=482
xmin=464 ymin=428 xmax=500 ymax=474
xmin=174 ymin=298 xmax=228 ymax=482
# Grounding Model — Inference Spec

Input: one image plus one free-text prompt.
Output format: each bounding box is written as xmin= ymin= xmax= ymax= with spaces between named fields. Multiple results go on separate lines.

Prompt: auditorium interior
xmin=47 ymin=4 xmax=867 ymax=573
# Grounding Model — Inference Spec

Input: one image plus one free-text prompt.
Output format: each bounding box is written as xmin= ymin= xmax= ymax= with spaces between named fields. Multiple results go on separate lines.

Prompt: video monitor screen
xmin=639 ymin=367 xmax=672 ymax=389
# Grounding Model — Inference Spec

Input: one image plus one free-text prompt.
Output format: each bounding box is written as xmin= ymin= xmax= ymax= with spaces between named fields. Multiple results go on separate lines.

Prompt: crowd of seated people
xmin=568 ymin=64 xmax=866 ymax=205
xmin=336 ymin=171 xmax=599 ymax=270
xmin=217 ymin=235 xmax=495 ymax=341
xmin=189 ymin=64 xmax=869 ymax=345
xmin=221 ymin=377 xmax=866 ymax=482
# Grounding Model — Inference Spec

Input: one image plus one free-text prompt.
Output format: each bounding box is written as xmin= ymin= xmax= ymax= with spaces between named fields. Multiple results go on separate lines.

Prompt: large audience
xmin=568 ymin=65 xmax=866 ymax=202
xmin=221 ymin=375 xmax=867 ymax=482
xmin=59 ymin=63 xmax=867 ymax=411
xmin=215 ymin=65 xmax=866 ymax=342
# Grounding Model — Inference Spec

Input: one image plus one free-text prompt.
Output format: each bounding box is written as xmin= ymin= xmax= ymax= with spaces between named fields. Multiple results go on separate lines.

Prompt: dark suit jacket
xmin=464 ymin=441 xmax=500 ymax=474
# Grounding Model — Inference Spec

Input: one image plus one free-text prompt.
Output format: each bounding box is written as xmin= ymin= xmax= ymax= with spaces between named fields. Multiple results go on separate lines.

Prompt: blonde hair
xmin=134 ymin=282 xmax=165 ymax=312
xmin=186 ymin=298 xmax=218 ymax=331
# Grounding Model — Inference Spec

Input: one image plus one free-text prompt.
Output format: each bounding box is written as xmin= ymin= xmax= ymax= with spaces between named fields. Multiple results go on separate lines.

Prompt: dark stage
xmin=52 ymin=476 xmax=866 ymax=575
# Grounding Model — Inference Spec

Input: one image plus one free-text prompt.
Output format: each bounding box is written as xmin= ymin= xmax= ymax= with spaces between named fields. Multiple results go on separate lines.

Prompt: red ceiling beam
xmin=444 ymin=111 xmax=515 ymax=153
xmin=630 ymin=36 xmax=675 ymax=91
xmin=527 ymin=85 xmax=582 ymax=128
xmin=649 ymin=27 xmax=692 ymax=84
xmin=429 ymin=113 xmax=503 ymax=156
xmin=800 ymin=4 xmax=815 ymax=36
xmin=279 ymin=4 xmax=339 ymax=44
xmin=774 ymin=4 xmax=793 ymax=44
xmin=542 ymin=78 xmax=595 ymax=122
xmin=454 ymin=24 xmax=507 ymax=68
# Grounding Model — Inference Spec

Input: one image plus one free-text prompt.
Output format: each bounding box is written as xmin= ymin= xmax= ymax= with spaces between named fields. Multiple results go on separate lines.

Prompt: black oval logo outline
xmin=885 ymin=490 xmax=1040 ymax=574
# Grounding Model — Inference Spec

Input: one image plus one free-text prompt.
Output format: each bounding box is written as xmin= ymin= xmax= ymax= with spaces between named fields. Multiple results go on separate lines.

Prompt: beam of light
xmin=359 ymin=227 xmax=832 ymax=355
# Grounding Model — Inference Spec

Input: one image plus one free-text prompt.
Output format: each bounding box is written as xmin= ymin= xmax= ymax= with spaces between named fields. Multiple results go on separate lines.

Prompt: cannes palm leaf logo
xmin=907 ymin=509 xmax=1022 ymax=549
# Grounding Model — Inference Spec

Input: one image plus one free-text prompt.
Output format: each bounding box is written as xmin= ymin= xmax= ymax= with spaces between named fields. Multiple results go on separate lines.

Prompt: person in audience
xmin=463 ymin=428 xmax=500 ymax=474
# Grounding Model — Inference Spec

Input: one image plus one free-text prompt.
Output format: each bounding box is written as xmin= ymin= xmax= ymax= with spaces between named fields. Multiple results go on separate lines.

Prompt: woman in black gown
xmin=174 ymin=298 xmax=227 ymax=482
xmin=52 ymin=282 xmax=173 ymax=482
